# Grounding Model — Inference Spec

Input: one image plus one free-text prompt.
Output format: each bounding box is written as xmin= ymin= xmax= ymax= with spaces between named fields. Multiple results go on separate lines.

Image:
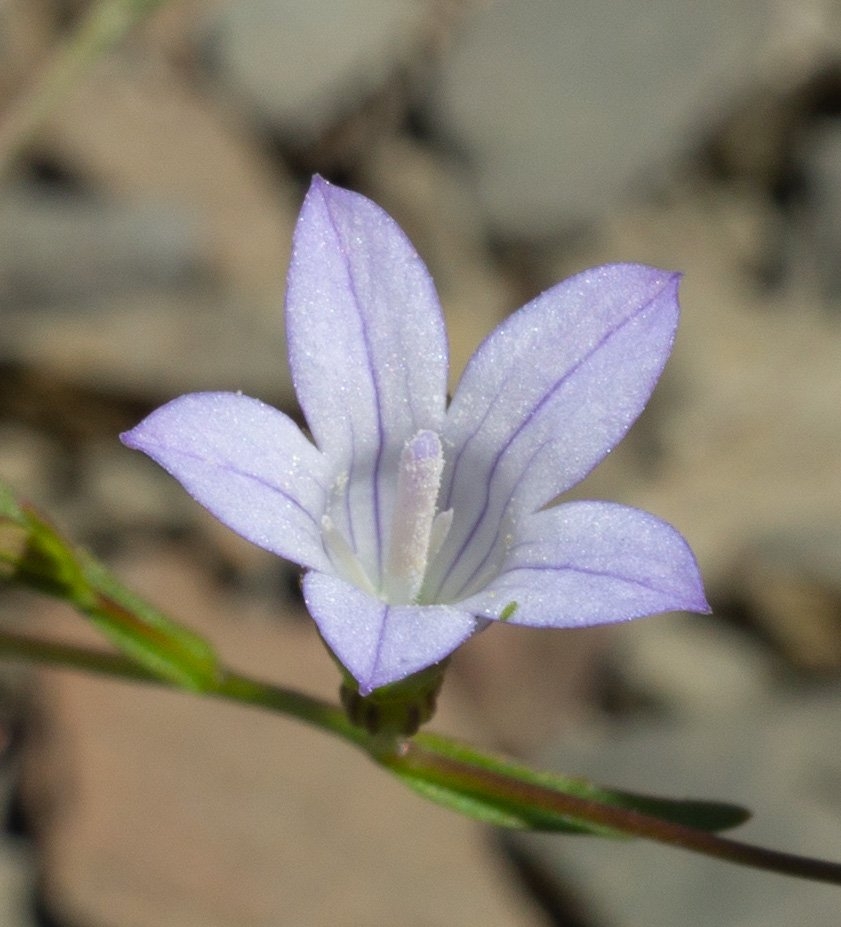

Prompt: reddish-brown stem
xmin=390 ymin=742 xmax=841 ymax=885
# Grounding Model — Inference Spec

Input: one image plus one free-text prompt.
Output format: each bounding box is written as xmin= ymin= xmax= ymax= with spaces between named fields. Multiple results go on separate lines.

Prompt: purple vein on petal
xmin=435 ymin=279 xmax=672 ymax=602
xmin=443 ymin=434 xmax=548 ymax=601
xmin=339 ymin=414 xmax=360 ymax=555
xmin=130 ymin=440 xmax=327 ymax=533
xmin=319 ymin=186 xmax=387 ymax=581
xmin=502 ymin=561 xmax=683 ymax=597
xmin=364 ymin=602 xmax=391 ymax=693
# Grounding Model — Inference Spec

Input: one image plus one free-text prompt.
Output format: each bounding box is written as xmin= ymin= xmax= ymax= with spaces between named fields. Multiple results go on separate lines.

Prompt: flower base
xmin=339 ymin=661 xmax=448 ymax=739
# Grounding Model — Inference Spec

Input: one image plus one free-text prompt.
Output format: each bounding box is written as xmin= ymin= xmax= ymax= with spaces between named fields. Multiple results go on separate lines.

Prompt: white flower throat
xmin=322 ymin=430 xmax=453 ymax=604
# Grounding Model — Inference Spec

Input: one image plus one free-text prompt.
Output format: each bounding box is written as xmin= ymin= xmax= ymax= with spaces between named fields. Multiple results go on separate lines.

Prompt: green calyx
xmin=339 ymin=660 xmax=449 ymax=740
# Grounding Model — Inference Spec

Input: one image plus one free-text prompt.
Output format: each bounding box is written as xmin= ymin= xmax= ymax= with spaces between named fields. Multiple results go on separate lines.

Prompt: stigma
xmin=384 ymin=430 xmax=451 ymax=604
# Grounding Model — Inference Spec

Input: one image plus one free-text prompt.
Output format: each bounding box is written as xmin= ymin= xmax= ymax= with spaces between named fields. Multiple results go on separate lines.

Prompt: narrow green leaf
xmin=77 ymin=558 xmax=220 ymax=691
xmin=383 ymin=731 xmax=750 ymax=835
xmin=0 ymin=480 xmax=219 ymax=690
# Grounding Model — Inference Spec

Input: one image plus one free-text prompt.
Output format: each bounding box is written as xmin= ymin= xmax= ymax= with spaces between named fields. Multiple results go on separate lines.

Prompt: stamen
xmin=321 ymin=515 xmax=377 ymax=597
xmin=384 ymin=430 xmax=446 ymax=603
xmin=427 ymin=509 xmax=453 ymax=564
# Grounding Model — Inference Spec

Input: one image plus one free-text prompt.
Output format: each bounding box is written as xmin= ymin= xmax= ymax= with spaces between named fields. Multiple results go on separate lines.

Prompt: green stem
xmin=213 ymin=671 xmax=369 ymax=748
xmin=1 ymin=628 xmax=840 ymax=886
xmin=0 ymin=0 xmax=167 ymax=180
xmin=0 ymin=629 xmax=366 ymax=745
xmin=0 ymin=631 xmax=152 ymax=681
xmin=387 ymin=741 xmax=841 ymax=885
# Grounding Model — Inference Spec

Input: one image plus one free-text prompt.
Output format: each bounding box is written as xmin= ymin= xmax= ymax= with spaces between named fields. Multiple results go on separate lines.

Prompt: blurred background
xmin=2 ymin=0 xmax=841 ymax=924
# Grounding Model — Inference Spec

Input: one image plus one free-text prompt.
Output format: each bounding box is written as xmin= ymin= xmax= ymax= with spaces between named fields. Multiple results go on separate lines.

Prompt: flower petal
xmin=121 ymin=392 xmax=331 ymax=571
xmin=302 ymin=571 xmax=477 ymax=694
xmin=434 ymin=264 xmax=680 ymax=600
xmin=286 ymin=176 xmax=449 ymax=583
xmin=458 ymin=501 xmax=709 ymax=627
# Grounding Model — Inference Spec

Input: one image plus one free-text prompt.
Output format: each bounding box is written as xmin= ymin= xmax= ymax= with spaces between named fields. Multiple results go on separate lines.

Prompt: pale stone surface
xmin=0 ymin=425 xmax=62 ymax=511
xmin=42 ymin=48 xmax=298 ymax=301
xmin=790 ymin=120 xmax=841 ymax=301
xmin=0 ymin=191 xmax=202 ymax=307
xmin=607 ymin=613 xmax=775 ymax=719
xmin=199 ymin=0 xmax=437 ymax=145
xmin=448 ymin=621 xmax=613 ymax=756
xmin=509 ymin=687 xmax=841 ymax=926
xmin=427 ymin=0 xmax=796 ymax=235
xmin=2 ymin=290 xmax=296 ymax=409
xmin=0 ymin=0 xmax=53 ymax=101
xmin=0 ymin=842 xmax=35 ymax=927
xmin=731 ymin=530 xmax=841 ymax=670
xmin=19 ymin=550 xmax=550 ymax=927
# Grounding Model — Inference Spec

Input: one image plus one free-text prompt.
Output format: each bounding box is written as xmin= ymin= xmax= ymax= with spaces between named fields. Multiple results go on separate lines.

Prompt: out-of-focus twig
xmin=0 ymin=0 xmax=168 ymax=182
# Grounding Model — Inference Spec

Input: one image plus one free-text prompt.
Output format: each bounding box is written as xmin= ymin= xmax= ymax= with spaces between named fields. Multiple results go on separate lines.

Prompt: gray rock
xmin=0 ymin=190 xmax=203 ymax=307
xmin=37 ymin=49 xmax=299 ymax=301
xmin=0 ymin=2 xmax=51 ymax=100
xmin=791 ymin=120 xmax=841 ymax=302
xmin=2 ymin=289 xmax=297 ymax=411
xmin=608 ymin=613 xmax=775 ymax=719
xmin=508 ymin=687 xmax=841 ymax=926
xmin=67 ymin=438 xmax=200 ymax=536
xmin=0 ymin=842 xmax=36 ymax=927
xmin=0 ymin=425 xmax=64 ymax=509
xmin=732 ymin=528 xmax=841 ymax=670
xmin=199 ymin=0 xmax=434 ymax=145
xmin=426 ymin=0 xmax=786 ymax=236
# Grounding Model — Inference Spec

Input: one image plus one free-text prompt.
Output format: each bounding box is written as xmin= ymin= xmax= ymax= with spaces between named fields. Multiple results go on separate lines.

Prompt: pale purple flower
xmin=121 ymin=176 xmax=709 ymax=695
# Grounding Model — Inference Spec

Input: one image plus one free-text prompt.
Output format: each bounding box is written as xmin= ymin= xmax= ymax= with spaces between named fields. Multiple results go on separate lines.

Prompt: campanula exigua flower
xmin=122 ymin=177 xmax=708 ymax=696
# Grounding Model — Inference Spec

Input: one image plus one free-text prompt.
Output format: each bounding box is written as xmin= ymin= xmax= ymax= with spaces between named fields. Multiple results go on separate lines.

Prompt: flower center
xmin=320 ymin=430 xmax=452 ymax=605
xmin=383 ymin=430 xmax=452 ymax=604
